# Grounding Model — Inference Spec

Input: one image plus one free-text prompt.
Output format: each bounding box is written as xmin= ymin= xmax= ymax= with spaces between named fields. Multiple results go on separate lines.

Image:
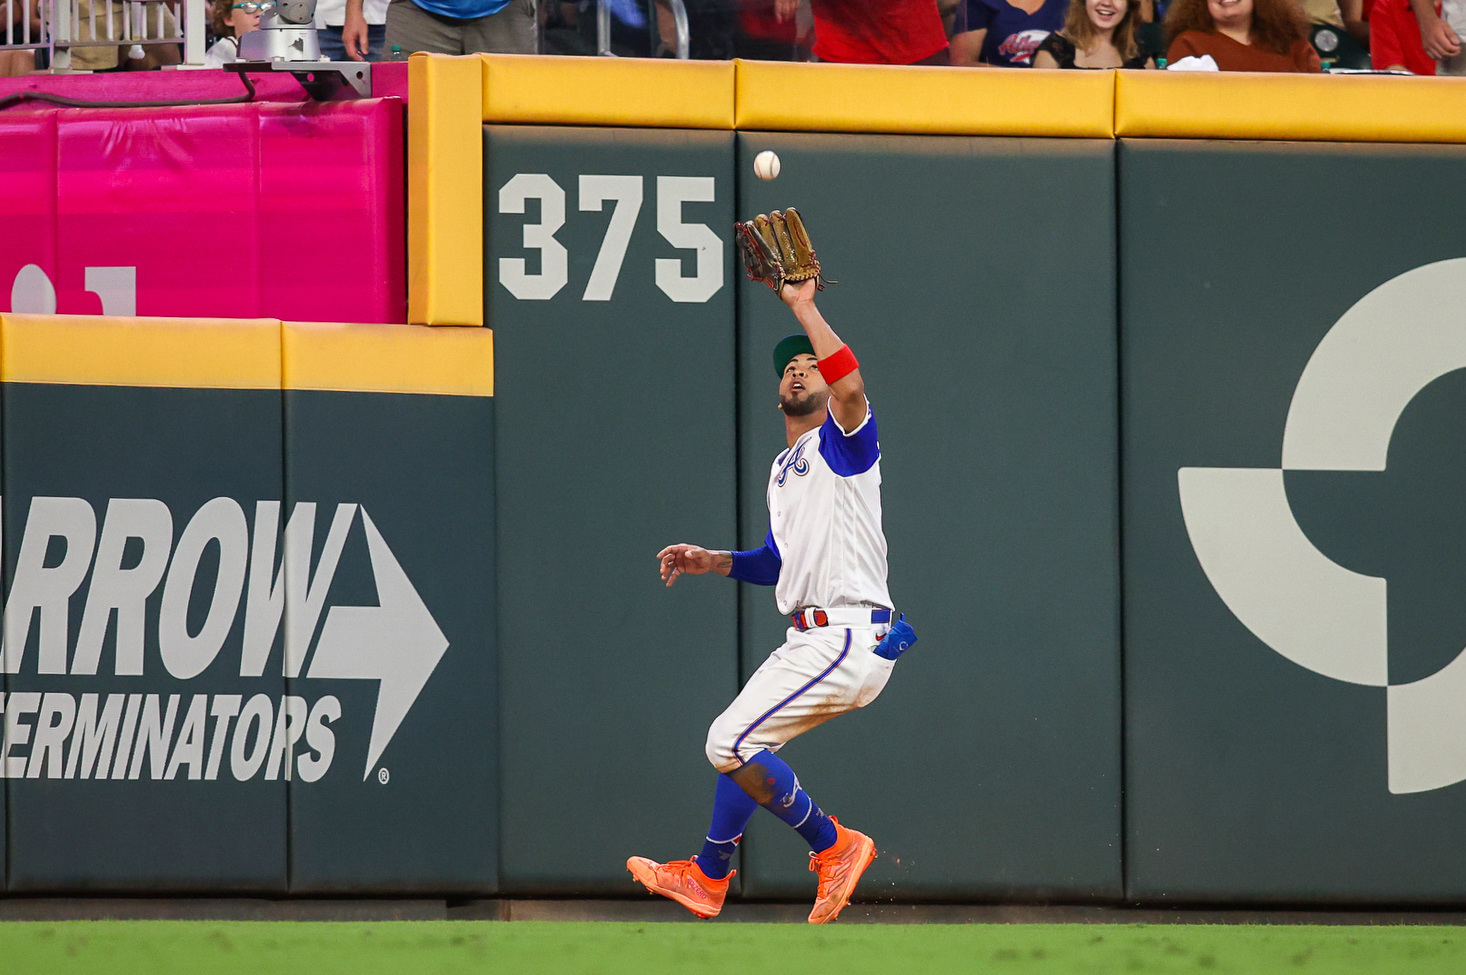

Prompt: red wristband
xmin=818 ymin=344 xmax=859 ymax=385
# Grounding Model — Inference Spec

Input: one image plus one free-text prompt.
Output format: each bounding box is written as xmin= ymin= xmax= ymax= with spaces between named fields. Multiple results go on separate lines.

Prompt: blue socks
xmin=696 ymin=773 xmax=757 ymax=880
xmin=743 ymin=749 xmax=838 ymax=853
xmin=694 ymin=752 xmax=840 ymax=879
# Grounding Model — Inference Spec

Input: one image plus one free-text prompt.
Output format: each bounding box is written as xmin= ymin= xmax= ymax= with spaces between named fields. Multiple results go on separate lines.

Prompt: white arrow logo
xmin=307 ymin=507 xmax=450 ymax=779
xmin=1179 ymin=258 xmax=1466 ymax=795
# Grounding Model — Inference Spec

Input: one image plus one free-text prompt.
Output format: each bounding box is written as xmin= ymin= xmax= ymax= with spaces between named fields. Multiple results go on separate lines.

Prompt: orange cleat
xmin=626 ymin=856 xmax=732 ymax=919
xmin=806 ymin=818 xmax=876 ymax=924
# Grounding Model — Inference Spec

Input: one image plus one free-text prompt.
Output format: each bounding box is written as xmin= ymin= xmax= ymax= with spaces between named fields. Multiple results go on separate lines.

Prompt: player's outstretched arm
xmin=780 ymin=279 xmax=867 ymax=432
xmin=657 ymin=544 xmax=732 ymax=587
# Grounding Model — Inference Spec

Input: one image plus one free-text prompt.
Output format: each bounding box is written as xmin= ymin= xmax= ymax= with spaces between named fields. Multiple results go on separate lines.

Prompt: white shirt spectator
xmin=316 ymin=0 xmax=386 ymax=28
xmin=204 ymin=35 xmax=239 ymax=66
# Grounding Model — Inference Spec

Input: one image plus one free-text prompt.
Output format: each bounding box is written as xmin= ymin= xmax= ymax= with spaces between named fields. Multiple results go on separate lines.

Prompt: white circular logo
xmin=1180 ymin=258 xmax=1466 ymax=794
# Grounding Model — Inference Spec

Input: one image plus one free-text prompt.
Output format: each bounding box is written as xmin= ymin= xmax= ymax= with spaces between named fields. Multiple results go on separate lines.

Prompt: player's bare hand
xmin=773 ymin=0 xmax=797 ymax=21
xmin=1422 ymin=16 xmax=1462 ymax=58
xmin=779 ymin=278 xmax=818 ymax=310
xmin=657 ymin=544 xmax=715 ymax=586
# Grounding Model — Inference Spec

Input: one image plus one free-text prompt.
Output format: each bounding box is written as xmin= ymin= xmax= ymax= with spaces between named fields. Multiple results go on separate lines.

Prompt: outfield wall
xmin=3 ymin=58 xmax=1466 ymax=905
xmin=0 ymin=315 xmax=496 ymax=894
xmin=465 ymin=57 xmax=1466 ymax=906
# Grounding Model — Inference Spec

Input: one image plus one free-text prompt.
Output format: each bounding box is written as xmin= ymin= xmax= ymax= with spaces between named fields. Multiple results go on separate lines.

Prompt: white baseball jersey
xmin=767 ymin=401 xmax=891 ymax=617
xmin=705 ymin=399 xmax=897 ymax=772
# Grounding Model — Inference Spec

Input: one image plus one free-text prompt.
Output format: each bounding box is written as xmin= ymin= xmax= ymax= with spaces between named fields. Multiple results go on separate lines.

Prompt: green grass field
xmin=3 ymin=920 xmax=1465 ymax=975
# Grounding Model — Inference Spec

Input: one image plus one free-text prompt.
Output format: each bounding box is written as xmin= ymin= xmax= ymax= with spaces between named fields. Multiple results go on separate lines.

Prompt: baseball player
xmin=628 ymin=211 xmax=912 ymax=924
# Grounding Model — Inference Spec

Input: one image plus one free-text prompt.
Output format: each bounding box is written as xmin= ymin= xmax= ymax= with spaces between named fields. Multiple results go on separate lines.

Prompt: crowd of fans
xmin=3 ymin=0 xmax=1463 ymax=76
xmin=621 ymin=0 xmax=1459 ymax=72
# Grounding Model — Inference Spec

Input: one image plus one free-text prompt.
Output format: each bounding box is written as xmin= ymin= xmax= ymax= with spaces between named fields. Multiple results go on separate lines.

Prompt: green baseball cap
xmin=773 ymin=334 xmax=815 ymax=377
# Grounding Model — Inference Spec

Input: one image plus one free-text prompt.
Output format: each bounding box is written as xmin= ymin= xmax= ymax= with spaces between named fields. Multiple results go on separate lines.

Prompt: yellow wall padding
xmin=1 ymin=314 xmax=280 ymax=389
xmin=284 ymin=321 xmax=494 ymax=397
xmin=408 ymin=53 xmax=485 ymax=327
xmin=1115 ymin=70 xmax=1466 ymax=143
xmin=482 ymin=54 xmax=735 ymax=129
xmin=734 ymin=60 xmax=1116 ymax=138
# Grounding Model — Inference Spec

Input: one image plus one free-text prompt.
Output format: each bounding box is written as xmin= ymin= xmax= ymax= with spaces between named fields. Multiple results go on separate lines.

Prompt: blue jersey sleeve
xmin=729 ymin=528 xmax=782 ymax=586
xmin=817 ymin=402 xmax=880 ymax=477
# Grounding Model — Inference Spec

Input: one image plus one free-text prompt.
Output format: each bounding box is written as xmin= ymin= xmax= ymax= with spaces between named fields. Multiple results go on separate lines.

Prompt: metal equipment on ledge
xmin=226 ymin=0 xmax=370 ymax=99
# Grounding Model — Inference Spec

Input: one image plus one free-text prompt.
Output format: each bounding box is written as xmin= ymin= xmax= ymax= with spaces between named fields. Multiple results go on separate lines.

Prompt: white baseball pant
xmin=705 ymin=621 xmax=895 ymax=773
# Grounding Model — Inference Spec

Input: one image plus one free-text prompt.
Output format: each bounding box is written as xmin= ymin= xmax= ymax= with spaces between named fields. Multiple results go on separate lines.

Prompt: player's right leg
xmin=806 ymin=817 xmax=878 ymax=924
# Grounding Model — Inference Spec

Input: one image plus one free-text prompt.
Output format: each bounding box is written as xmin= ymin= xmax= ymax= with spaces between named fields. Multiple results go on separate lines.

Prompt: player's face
xmin=778 ymin=354 xmax=829 ymax=418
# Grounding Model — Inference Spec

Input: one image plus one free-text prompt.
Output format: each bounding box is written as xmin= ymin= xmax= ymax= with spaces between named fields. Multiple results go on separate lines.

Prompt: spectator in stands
xmin=663 ymin=0 xmax=739 ymax=58
xmin=323 ymin=0 xmax=386 ymax=59
xmin=1165 ymin=0 xmax=1322 ymax=69
xmin=0 ymin=50 xmax=33 ymax=76
xmin=740 ymin=0 xmax=815 ymax=59
xmin=1370 ymin=0 xmax=1437 ymax=70
xmin=1033 ymin=0 xmax=1154 ymax=65
xmin=1315 ymin=0 xmax=1357 ymax=30
xmin=1 ymin=0 xmax=38 ymax=75
xmin=205 ymin=0 xmax=264 ymax=66
xmin=788 ymin=0 xmax=950 ymax=64
xmin=1339 ymin=0 xmax=1369 ymax=41
xmin=62 ymin=0 xmax=180 ymax=70
xmin=1296 ymin=0 xmax=1346 ymax=31
xmin=1422 ymin=0 xmax=1466 ymax=71
xmin=1133 ymin=0 xmax=1167 ymax=63
xmin=951 ymin=0 xmax=1069 ymax=66
xmin=1288 ymin=0 xmax=1366 ymax=67
xmin=343 ymin=0 xmax=534 ymax=58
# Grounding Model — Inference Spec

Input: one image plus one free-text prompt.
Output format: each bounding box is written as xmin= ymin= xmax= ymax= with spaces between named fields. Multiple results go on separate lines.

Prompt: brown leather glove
xmin=734 ymin=207 xmax=824 ymax=293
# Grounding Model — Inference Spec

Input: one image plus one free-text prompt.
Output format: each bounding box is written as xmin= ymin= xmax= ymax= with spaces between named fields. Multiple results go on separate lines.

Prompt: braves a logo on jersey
xmin=775 ymin=442 xmax=811 ymax=487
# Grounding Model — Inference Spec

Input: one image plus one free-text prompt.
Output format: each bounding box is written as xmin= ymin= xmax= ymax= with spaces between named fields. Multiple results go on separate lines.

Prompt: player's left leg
xmin=626 ymin=773 xmax=756 ymax=919
xmin=696 ymin=772 xmax=759 ymax=878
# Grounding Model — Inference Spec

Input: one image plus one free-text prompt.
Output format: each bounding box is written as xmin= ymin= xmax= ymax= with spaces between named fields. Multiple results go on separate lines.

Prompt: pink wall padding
xmin=0 ymin=71 xmax=312 ymax=104
xmin=371 ymin=61 xmax=409 ymax=100
xmin=0 ymin=112 xmax=60 ymax=313
xmin=1 ymin=97 xmax=405 ymax=324
xmin=259 ymin=100 xmax=405 ymax=323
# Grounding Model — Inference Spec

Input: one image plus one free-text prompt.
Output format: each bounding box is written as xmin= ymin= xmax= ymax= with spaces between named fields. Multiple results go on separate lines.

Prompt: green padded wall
xmin=733 ymin=133 xmax=1123 ymax=901
xmin=486 ymin=125 xmax=740 ymax=894
xmin=285 ymin=390 xmax=497 ymax=894
xmin=1121 ymin=139 xmax=1466 ymax=904
xmin=3 ymin=384 xmax=287 ymax=892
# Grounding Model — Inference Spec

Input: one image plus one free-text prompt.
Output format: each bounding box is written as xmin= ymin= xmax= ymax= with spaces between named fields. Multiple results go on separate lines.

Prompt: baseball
xmin=753 ymin=150 xmax=781 ymax=181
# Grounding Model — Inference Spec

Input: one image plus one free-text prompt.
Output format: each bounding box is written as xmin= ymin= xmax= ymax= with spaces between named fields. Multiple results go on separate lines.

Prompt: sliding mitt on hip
xmin=734 ymin=207 xmax=826 ymax=293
